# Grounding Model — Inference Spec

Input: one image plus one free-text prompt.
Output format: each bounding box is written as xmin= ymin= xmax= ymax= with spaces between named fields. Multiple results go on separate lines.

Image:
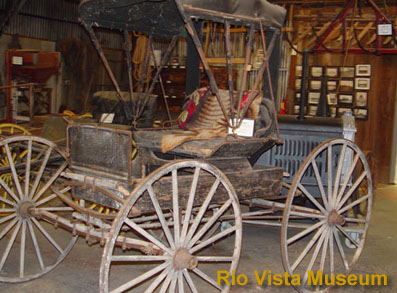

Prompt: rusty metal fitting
xmin=173 ymin=248 xmax=198 ymax=270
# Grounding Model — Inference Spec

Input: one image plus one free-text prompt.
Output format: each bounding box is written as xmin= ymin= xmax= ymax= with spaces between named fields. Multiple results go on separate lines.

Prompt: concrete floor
xmin=0 ymin=184 xmax=396 ymax=293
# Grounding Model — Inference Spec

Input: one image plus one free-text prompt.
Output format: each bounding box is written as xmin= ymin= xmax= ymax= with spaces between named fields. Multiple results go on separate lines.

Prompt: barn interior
xmin=0 ymin=0 xmax=396 ymax=292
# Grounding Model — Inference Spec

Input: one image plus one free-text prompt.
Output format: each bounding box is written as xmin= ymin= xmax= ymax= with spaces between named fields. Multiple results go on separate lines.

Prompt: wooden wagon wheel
xmin=281 ymin=138 xmax=372 ymax=293
xmin=0 ymin=136 xmax=76 ymax=283
xmin=100 ymin=160 xmax=242 ymax=293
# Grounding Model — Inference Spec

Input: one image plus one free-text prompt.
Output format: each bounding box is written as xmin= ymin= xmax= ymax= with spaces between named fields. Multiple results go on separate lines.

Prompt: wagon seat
xmin=134 ymin=87 xmax=278 ymax=162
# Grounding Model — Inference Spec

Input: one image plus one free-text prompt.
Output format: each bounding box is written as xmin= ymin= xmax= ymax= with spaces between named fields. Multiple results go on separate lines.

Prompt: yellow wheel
xmin=0 ymin=123 xmax=31 ymax=138
xmin=0 ymin=124 xmax=32 ymax=210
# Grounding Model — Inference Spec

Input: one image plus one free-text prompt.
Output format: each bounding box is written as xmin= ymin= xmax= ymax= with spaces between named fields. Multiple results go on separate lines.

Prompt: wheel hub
xmin=328 ymin=209 xmax=345 ymax=226
xmin=18 ymin=201 xmax=34 ymax=219
xmin=173 ymin=248 xmax=198 ymax=270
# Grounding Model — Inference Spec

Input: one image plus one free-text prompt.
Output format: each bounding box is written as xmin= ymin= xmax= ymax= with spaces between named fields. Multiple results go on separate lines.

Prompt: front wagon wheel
xmin=100 ymin=160 xmax=242 ymax=293
xmin=281 ymin=139 xmax=372 ymax=293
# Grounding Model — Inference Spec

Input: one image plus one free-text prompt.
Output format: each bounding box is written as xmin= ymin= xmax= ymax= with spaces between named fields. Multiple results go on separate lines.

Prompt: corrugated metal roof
xmin=1 ymin=0 xmax=123 ymax=49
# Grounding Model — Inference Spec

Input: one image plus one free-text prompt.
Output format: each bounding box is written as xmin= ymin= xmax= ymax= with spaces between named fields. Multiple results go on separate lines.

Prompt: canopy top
xmin=79 ymin=0 xmax=286 ymax=38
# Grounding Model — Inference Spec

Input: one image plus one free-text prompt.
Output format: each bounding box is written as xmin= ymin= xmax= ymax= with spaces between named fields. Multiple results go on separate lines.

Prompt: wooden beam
xmin=306 ymin=21 xmax=331 ymax=48
xmin=351 ymin=21 xmax=374 ymax=45
xmin=206 ymin=57 xmax=246 ymax=64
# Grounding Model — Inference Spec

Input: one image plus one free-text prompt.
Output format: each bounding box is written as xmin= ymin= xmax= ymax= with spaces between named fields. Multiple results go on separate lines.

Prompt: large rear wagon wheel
xmin=0 ymin=136 xmax=76 ymax=283
xmin=100 ymin=160 xmax=242 ymax=293
xmin=281 ymin=138 xmax=372 ymax=293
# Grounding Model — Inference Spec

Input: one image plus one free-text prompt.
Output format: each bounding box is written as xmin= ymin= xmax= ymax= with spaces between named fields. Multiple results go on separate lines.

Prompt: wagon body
xmin=65 ymin=123 xmax=283 ymax=212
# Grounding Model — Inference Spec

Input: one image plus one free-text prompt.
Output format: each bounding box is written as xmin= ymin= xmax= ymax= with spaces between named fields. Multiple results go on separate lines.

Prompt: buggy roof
xmin=79 ymin=0 xmax=286 ymax=38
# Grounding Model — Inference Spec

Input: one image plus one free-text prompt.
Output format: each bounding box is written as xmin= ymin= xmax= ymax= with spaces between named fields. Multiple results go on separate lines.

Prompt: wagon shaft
xmin=34 ymin=209 xmax=163 ymax=255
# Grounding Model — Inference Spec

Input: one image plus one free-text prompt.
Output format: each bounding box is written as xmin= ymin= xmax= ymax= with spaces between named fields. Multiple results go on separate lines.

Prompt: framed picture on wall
xmin=295 ymin=78 xmax=302 ymax=90
xmin=327 ymin=93 xmax=337 ymax=105
xmin=339 ymin=94 xmax=353 ymax=105
xmin=308 ymin=105 xmax=318 ymax=116
xmin=355 ymin=78 xmax=371 ymax=90
xmin=355 ymin=64 xmax=371 ymax=76
xmin=325 ymin=67 xmax=338 ymax=78
xmin=311 ymin=66 xmax=323 ymax=78
xmin=294 ymin=105 xmax=306 ymax=115
xmin=340 ymin=80 xmax=354 ymax=92
xmin=330 ymin=107 xmax=337 ymax=117
xmin=354 ymin=108 xmax=368 ymax=120
xmin=310 ymin=80 xmax=321 ymax=90
xmin=295 ymin=66 xmax=302 ymax=77
xmin=327 ymin=81 xmax=338 ymax=91
xmin=308 ymin=92 xmax=320 ymax=104
xmin=338 ymin=107 xmax=352 ymax=116
xmin=295 ymin=92 xmax=301 ymax=102
xmin=355 ymin=92 xmax=368 ymax=107
xmin=340 ymin=67 xmax=355 ymax=78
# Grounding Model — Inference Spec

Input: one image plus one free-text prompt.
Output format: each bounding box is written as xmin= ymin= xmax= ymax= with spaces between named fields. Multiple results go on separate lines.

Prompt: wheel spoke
xmin=27 ymin=220 xmax=44 ymax=270
xmin=329 ymin=227 xmax=334 ymax=275
xmin=316 ymin=229 xmax=329 ymax=290
xmin=311 ymin=159 xmax=329 ymax=210
xmin=0 ymin=217 xmax=18 ymax=240
xmin=178 ymin=270 xmax=185 ymax=293
xmin=336 ymin=225 xmax=360 ymax=248
xmin=180 ymin=167 xmax=200 ymax=243
xmin=36 ymin=207 xmax=74 ymax=212
xmin=193 ymin=268 xmax=222 ymax=290
xmin=332 ymin=143 xmax=347 ymax=208
xmin=158 ymin=268 xmax=174 ymax=293
xmin=336 ymin=172 xmax=367 ymax=211
xmin=327 ymin=146 xmax=333 ymax=206
xmin=28 ymin=146 xmax=53 ymax=200
xmin=111 ymin=255 xmax=169 ymax=262
xmin=169 ymin=271 xmax=178 ymax=293
xmin=183 ymin=269 xmax=198 ymax=293
xmin=111 ymin=261 xmax=170 ymax=293
xmin=0 ymin=220 xmax=21 ymax=272
xmin=298 ymin=184 xmax=327 ymax=214
xmin=338 ymin=194 xmax=369 ymax=215
xmin=344 ymin=217 xmax=367 ymax=224
xmin=184 ymin=178 xmax=220 ymax=245
xmin=335 ymin=154 xmax=359 ymax=206
xmin=0 ymin=213 xmax=16 ymax=225
xmin=333 ymin=228 xmax=349 ymax=270
xmin=24 ymin=139 xmax=32 ymax=200
xmin=144 ymin=266 xmax=172 ymax=293
xmin=35 ymin=187 xmax=71 ymax=207
xmin=0 ymin=176 xmax=20 ymax=204
xmin=190 ymin=225 xmax=236 ymax=254
xmin=19 ymin=221 xmax=27 ymax=278
xmin=302 ymin=228 xmax=328 ymax=285
xmin=188 ymin=199 xmax=232 ymax=249
xmin=5 ymin=144 xmax=24 ymax=199
xmin=287 ymin=220 xmax=325 ymax=245
xmin=196 ymin=256 xmax=234 ymax=262
xmin=32 ymin=162 xmax=67 ymax=202
xmin=291 ymin=225 xmax=326 ymax=272
xmin=31 ymin=218 xmax=64 ymax=254
xmin=147 ymin=186 xmax=175 ymax=249
xmin=172 ymin=169 xmax=180 ymax=246
xmin=124 ymin=218 xmax=172 ymax=255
